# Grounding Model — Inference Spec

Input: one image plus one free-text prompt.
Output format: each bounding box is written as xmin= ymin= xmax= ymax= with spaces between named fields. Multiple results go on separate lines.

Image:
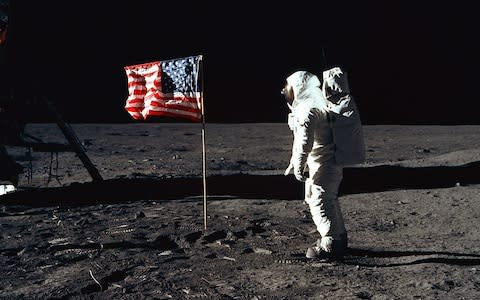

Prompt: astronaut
xmin=282 ymin=70 xmax=350 ymax=259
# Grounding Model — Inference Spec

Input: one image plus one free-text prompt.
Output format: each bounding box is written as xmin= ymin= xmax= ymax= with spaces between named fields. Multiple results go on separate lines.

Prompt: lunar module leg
xmin=42 ymin=97 xmax=103 ymax=182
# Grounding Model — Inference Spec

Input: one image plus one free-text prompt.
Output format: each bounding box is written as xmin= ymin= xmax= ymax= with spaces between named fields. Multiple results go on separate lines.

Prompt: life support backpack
xmin=323 ymin=67 xmax=366 ymax=166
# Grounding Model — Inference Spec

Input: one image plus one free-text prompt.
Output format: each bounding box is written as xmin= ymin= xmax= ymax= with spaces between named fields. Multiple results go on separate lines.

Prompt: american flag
xmin=124 ymin=55 xmax=202 ymax=122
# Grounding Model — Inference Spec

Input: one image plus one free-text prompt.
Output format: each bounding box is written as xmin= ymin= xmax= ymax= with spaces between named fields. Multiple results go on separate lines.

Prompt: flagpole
xmin=199 ymin=55 xmax=208 ymax=231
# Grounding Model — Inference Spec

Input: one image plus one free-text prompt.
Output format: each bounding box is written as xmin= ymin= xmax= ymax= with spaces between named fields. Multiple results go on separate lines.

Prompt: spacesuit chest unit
xmin=322 ymin=67 xmax=366 ymax=166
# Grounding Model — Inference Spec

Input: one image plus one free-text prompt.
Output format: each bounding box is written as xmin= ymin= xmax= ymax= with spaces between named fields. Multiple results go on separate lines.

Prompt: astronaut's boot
xmin=306 ymin=235 xmax=347 ymax=260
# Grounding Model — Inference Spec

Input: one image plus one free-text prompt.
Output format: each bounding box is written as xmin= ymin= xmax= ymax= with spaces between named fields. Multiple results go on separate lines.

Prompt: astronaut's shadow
xmin=342 ymin=247 xmax=480 ymax=267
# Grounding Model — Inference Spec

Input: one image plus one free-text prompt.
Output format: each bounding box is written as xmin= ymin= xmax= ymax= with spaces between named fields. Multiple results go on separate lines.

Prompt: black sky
xmin=4 ymin=1 xmax=479 ymax=124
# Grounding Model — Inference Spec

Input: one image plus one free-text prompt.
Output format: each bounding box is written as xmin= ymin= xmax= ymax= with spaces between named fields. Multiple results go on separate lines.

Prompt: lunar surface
xmin=1 ymin=123 xmax=480 ymax=299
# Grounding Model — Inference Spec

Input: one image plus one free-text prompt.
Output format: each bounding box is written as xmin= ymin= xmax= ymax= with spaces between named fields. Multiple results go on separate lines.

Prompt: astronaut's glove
xmin=284 ymin=162 xmax=293 ymax=176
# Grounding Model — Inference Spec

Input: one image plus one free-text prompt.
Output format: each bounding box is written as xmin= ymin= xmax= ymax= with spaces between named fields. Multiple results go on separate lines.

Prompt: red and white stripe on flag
xmin=124 ymin=56 xmax=202 ymax=122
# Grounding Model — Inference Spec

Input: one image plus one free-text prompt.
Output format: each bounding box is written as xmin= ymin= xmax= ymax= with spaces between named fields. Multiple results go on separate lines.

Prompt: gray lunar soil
xmin=1 ymin=123 xmax=480 ymax=299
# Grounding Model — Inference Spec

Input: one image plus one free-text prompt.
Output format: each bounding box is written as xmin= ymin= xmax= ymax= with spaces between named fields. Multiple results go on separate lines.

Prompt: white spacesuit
xmin=283 ymin=70 xmax=349 ymax=259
